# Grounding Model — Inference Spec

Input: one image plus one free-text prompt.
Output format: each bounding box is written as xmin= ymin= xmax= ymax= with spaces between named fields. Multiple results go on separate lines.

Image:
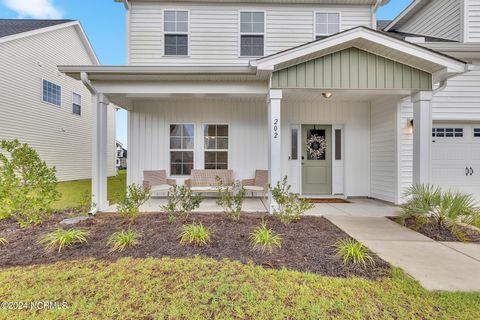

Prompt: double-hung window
xmin=72 ymin=93 xmax=81 ymax=115
xmin=170 ymin=124 xmax=194 ymax=175
xmin=315 ymin=12 xmax=340 ymax=38
xmin=204 ymin=124 xmax=229 ymax=169
xmin=474 ymin=128 xmax=480 ymax=137
xmin=240 ymin=11 xmax=264 ymax=57
xmin=42 ymin=80 xmax=61 ymax=106
xmin=164 ymin=10 xmax=189 ymax=56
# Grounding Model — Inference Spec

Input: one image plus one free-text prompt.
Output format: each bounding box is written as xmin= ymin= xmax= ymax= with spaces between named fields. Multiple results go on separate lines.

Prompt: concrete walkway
xmin=326 ymin=215 xmax=480 ymax=292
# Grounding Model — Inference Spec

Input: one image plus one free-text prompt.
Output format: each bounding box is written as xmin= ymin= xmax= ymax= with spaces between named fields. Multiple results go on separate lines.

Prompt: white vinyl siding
xmin=0 ymin=26 xmax=116 ymax=181
xmin=128 ymin=2 xmax=372 ymax=65
xmin=370 ymin=97 xmax=397 ymax=203
xmin=398 ymin=0 xmax=461 ymax=41
xmin=466 ymin=0 xmax=480 ymax=43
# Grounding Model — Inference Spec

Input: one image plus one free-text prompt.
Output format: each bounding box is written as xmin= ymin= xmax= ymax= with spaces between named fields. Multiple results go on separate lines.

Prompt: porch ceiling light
xmin=322 ymin=92 xmax=333 ymax=99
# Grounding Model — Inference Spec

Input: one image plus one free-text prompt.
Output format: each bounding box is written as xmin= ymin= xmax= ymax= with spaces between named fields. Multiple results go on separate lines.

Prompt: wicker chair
xmin=143 ymin=170 xmax=176 ymax=196
xmin=185 ymin=169 xmax=233 ymax=192
xmin=241 ymin=170 xmax=268 ymax=197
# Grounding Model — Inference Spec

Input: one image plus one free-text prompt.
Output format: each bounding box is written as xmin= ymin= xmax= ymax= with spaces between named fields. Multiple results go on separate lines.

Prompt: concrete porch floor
xmin=105 ymin=197 xmax=402 ymax=217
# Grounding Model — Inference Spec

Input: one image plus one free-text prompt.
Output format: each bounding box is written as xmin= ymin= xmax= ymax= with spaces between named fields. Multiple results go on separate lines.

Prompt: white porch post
xmin=268 ymin=89 xmax=282 ymax=213
xmin=412 ymin=91 xmax=433 ymax=185
xmin=91 ymin=93 xmax=110 ymax=212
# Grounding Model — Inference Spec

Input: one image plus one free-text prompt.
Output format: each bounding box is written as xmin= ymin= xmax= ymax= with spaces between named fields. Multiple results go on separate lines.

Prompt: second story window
xmin=42 ymin=80 xmax=61 ymax=106
xmin=315 ymin=12 xmax=340 ymax=38
xmin=72 ymin=93 xmax=81 ymax=116
xmin=164 ymin=10 xmax=189 ymax=56
xmin=240 ymin=11 xmax=264 ymax=57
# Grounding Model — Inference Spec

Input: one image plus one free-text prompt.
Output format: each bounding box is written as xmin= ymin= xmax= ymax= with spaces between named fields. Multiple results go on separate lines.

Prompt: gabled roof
xmin=116 ymin=0 xmax=389 ymax=4
xmin=252 ymin=27 xmax=466 ymax=79
xmin=0 ymin=19 xmax=99 ymax=64
xmin=0 ymin=19 xmax=73 ymax=38
xmin=383 ymin=0 xmax=430 ymax=32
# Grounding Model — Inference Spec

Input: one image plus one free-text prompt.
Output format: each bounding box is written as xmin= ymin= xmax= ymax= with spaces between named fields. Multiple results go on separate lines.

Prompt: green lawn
xmin=0 ymin=257 xmax=478 ymax=319
xmin=53 ymin=170 xmax=127 ymax=210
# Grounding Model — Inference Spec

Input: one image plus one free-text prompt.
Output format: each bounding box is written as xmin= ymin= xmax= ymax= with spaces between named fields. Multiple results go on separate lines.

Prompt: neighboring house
xmin=0 ymin=19 xmax=116 ymax=181
xmin=60 ymin=0 xmax=480 ymax=212
xmin=116 ymin=140 xmax=127 ymax=170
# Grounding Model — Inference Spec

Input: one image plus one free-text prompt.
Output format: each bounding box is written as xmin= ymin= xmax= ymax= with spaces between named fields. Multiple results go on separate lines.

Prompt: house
xmin=0 ymin=19 xmax=117 ymax=181
xmin=116 ymin=140 xmax=127 ymax=169
xmin=59 ymin=0 xmax=480 ymax=212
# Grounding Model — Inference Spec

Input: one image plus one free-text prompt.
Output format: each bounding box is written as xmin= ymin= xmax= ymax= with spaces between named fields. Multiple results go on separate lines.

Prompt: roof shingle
xmin=0 ymin=19 xmax=73 ymax=38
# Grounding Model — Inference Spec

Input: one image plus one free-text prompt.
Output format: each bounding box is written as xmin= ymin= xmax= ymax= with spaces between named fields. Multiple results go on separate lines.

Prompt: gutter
xmin=80 ymin=72 xmax=97 ymax=94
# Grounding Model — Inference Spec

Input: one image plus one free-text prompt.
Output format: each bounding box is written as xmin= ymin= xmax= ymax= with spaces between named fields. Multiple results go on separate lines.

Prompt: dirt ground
xmin=0 ymin=212 xmax=390 ymax=279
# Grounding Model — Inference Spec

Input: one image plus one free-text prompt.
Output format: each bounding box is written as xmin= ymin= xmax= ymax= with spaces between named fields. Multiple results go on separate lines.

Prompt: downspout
xmin=81 ymin=72 xmax=99 ymax=215
xmin=371 ymin=0 xmax=385 ymax=30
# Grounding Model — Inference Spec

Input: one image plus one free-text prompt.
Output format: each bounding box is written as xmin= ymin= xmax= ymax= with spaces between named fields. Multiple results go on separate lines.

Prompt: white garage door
xmin=432 ymin=124 xmax=480 ymax=204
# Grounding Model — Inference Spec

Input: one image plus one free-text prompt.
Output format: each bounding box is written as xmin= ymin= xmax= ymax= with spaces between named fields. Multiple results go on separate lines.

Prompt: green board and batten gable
xmin=271 ymin=47 xmax=432 ymax=91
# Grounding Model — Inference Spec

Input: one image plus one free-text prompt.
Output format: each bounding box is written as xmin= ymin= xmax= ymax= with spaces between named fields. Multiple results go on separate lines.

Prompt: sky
xmin=0 ymin=0 xmax=412 ymax=149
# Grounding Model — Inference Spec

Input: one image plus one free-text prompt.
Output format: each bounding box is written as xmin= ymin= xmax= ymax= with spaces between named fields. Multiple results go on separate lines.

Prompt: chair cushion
xmin=190 ymin=186 xmax=233 ymax=192
xmin=150 ymin=184 xmax=171 ymax=192
xmin=244 ymin=186 xmax=265 ymax=192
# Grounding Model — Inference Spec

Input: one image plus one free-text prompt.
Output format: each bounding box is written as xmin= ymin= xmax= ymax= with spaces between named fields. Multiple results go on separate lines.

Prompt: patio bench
xmin=242 ymin=169 xmax=268 ymax=197
xmin=143 ymin=170 xmax=176 ymax=196
xmin=185 ymin=169 xmax=234 ymax=193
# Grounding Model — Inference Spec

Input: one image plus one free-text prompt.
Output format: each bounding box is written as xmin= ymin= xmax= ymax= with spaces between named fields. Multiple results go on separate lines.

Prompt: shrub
xmin=216 ymin=180 xmax=246 ymax=220
xmin=402 ymin=184 xmax=479 ymax=241
xmin=117 ymin=183 xmax=150 ymax=224
xmin=249 ymin=221 xmax=282 ymax=253
xmin=178 ymin=223 xmax=211 ymax=247
xmin=40 ymin=228 xmax=89 ymax=253
xmin=271 ymin=177 xmax=314 ymax=225
xmin=0 ymin=139 xmax=60 ymax=227
xmin=334 ymin=238 xmax=375 ymax=268
xmin=161 ymin=185 xmax=203 ymax=221
xmin=0 ymin=237 xmax=8 ymax=246
xmin=77 ymin=190 xmax=95 ymax=213
xmin=107 ymin=229 xmax=142 ymax=252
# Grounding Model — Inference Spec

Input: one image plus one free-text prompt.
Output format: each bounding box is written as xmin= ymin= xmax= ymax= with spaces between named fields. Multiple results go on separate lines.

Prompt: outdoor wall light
xmin=322 ymin=92 xmax=333 ymax=99
xmin=406 ymin=118 xmax=414 ymax=134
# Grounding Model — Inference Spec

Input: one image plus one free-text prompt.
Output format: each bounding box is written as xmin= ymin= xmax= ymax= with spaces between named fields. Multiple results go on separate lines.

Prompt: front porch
xmin=104 ymin=197 xmax=402 ymax=217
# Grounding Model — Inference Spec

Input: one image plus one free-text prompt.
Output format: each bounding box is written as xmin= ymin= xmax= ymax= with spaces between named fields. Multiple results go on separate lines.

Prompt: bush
xmin=271 ymin=177 xmax=314 ymax=225
xmin=0 ymin=139 xmax=60 ymax=227
xmin=77 ymin=190 xmax=95 ymax=213
xmin=402 ymin=184 xmax=479 ymax=241
xmin=40 ymin=228 xmax=89 ymax=253
xmin=107 ymin=228 xmax=142 ymax=252
xmin=117 ymin=183 xmax=150 ymax=224
xmin=178 ymin=223 xmax=211 ymax=247
xmin=249 ymin=221 xmax=282 ymax=253
xmin=216 ymin=180 xmax=246 ymax=220
xmin=0 ymin=237 xmax=8 ymax=246
xmin=334 ymin=238 xmax=375 ymax=268
xmin=161 ymin=185 xmax=203 ymax=222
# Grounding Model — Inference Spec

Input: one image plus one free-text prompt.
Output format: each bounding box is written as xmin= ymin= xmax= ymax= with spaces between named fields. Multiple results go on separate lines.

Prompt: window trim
xmin=41 ymin=79 xmax=62 ymax=107
xmin=169 ymin=123 xmax=196 ymax=177
xmin=72 ymin=92 xmax=82 ymax=116
xmin=202 ymin=123 xmax=230 ymax=170
xmin=162 ymin=9 xmax=190 ymax=57
xmin=313 ymin=11 xmax=342 ymax=39
xmin=238 ymin=10 xmax=266 ymax=58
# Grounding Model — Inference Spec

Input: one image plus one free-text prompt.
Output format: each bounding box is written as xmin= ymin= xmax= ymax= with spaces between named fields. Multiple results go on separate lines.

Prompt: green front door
xmin=302 ymin=125 xmax=332 ymax=195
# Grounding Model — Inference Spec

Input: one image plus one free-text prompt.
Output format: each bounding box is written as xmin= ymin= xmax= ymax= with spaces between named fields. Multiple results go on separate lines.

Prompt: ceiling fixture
xmin=322 ymin=92 xmax=333 ymax=99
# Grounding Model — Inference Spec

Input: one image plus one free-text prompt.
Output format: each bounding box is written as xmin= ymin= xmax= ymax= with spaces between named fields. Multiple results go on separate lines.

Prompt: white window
xmin=474 ymin=128 xmax=480 ymax=137
xmin=204 ymin=124 xmax=229 ymax=169
xmin=315 ymin=12 xmax=340 ymax=38
xmin=42 ymin=80 xmax=61 ymax=106
xmin=170 ymin=124 xmax=194 ymax=175
xmin=72 ymin=93 xmax=81 ymax=115
xmin=164 ymin=10 xmax=189 ymax=56
xmin=240 ymin=11 xmax=264 ymax=57
xmin=432 ymin=128 xmax=463 ymax=138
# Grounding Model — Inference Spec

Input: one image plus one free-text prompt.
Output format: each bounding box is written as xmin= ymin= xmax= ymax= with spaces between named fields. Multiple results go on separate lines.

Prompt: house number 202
xmin=273 ymin=119 xmax=279 ymax=139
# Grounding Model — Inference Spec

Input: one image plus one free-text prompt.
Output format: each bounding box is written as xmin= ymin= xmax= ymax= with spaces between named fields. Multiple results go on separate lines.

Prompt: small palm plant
xmin=107 ymin=229 xmax=142 ymax=252
xmin=249 ymin=221 xmax=282 ymax=253
xmin=40 ymin=228 xmax=89 ymax=253
xmin=178 ymin=223 xmax=211 ymax=247
xmin=0 ymin=237 xmax=8 ymax=246
xmin=334 ymin=238 xmax=375 ymax=268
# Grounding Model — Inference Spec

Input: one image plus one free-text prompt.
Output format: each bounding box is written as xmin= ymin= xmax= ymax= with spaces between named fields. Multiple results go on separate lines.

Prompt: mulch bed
xmin=390 ymin=216 xmax=480 ymax=243
xmin=0 ymin=212 xmax=390 ymax=279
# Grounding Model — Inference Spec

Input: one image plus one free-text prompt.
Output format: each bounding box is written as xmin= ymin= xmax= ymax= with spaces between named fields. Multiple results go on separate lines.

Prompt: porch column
xmin=412 ymin=91 xmax=433 ymax=185
xmin=91 ymin=93 xmax=109 ymax=213
xmin=268 ymin=89 xmax=282 ymax=213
